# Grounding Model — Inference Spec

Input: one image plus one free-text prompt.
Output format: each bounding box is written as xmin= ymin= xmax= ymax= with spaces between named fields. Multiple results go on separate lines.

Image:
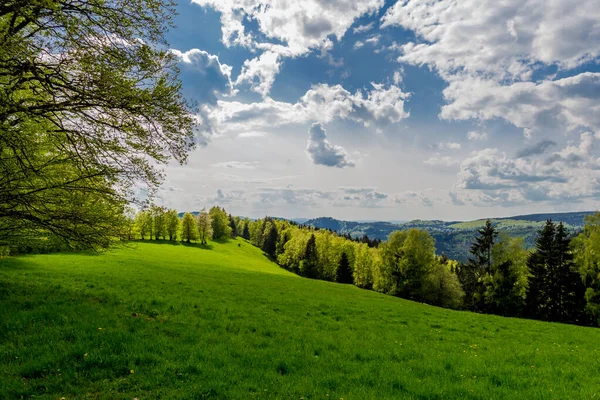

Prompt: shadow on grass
xmin=128 ymin=239 xmax=215 ymax=250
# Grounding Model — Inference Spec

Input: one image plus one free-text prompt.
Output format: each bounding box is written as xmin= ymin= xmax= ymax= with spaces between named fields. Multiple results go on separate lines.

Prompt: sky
xmin=157 ymin=0 xmax=600 ymax=221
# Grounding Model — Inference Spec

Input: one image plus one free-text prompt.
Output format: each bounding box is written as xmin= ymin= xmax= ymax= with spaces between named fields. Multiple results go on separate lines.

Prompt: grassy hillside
xmin=1 ymin=240 xmax=600 ymax=399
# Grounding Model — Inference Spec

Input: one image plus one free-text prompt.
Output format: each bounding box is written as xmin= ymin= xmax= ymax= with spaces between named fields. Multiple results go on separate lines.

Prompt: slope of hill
xmin=1 ymin=240 xmax=600 ymax=399
xmin=305 ymin=211 xmax=596 ymax=261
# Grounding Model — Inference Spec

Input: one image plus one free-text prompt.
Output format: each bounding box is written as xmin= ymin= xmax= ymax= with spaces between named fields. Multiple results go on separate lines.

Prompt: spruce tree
xmin=336 ymin=252 xmax=353 ymax=284
xmin=551 ymin=223 xmax=586 ymax=324
xmin=461 ymin=220 xmax=497 ymax=311
xmin=301 ymin=234 xmax=319 ymax=279
xmin=526 ymin=220 xmax=556 ymax=320
xmin=242 ymin=222 xmax=251 ymax=240
xmin=263 ymin=224 xmax=278 ymax=258
xmin=228 ymin=214 xmax=238 ymax=238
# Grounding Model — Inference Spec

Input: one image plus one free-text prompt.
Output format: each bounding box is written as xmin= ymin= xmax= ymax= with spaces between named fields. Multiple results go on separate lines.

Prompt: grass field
xmin=1 ymin=239 xmax=600 ymax=399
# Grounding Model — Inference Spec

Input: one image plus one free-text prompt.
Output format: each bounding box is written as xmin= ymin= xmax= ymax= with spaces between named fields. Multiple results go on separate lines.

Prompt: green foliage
xmin=422 ymin=259 xmax=464 ymax=309
xmin=2 ymin=241 xmax=600 ymax=399
xmin=180 ymin=212 xmax=198 ymax=243
xmin=572 ymin=213 xmax=600 ymax=324
xmin=301 ymin=234 xmax=319 ymax=279
xmin=353 ymin=244 xmax=375 ymax=289
xmin=484 ymin=235 xmax=529 ymax=316
xmin=196 ymin=209 xmax=213 ymax=245
xmin=0 ymin=0 xmax=193 ymax=249
xmin=380 ymin=229 xmax=436 ymax=300
xmin=228 ymin=214 xmax=238 ymax=238
xmin=262 ymin=222 xmax=278 ymax=258
xmin=165 ymin=209 xmax=180 ymax=241
xmin=208 ymin=207 xmax=231 ymax=241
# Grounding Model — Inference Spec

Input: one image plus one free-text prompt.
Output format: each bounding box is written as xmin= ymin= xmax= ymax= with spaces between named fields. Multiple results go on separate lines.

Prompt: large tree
xmin=0 ymin=0 xmax=194 ymax=249
xmin=196 ymin=209 xmax=213 ymax=245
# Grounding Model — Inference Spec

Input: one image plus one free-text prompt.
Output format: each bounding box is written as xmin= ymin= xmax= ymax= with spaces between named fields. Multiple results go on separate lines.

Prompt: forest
xmin=83 ymin=205 xmax=600 ymax=328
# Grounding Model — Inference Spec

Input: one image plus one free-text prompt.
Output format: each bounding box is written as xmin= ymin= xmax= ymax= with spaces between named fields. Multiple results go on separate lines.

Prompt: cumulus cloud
xmin=171 ymin=48 xmax=234 ymax=146
xmin=235 ymin=51 xmax=281 ymax=97
xmin=171 ymin=48 xmax=233 ymax=104
xmin=192 ymin=0 xmax=384 ymax=96
xmin=211 ymin=82 xmax=410 ymax=133
xmin=336 ymin=187 xmax=389 ymax=208
xmin=193 ymin=0 xmax=384 ymax=55
xmin=441 ymin=73 xmax=600 ymax=137
xmin=382 ymin=0 xmax=600 ymax=81
xmin=516 ymin=139 xmax=557 ymax=158
xmin=306 ymin=123 xmax=355 ymax=168
xmin=452 ymin=132 xmax=600 ymax=206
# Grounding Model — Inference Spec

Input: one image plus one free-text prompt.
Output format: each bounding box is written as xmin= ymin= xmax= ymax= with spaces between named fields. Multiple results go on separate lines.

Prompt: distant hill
xmin=304 ymin=211 xmax=596 ymax=262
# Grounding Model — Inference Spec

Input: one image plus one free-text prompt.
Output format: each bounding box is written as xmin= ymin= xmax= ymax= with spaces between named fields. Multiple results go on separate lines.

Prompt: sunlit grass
xmin=1 ymin=239 xmax=599 ymax=399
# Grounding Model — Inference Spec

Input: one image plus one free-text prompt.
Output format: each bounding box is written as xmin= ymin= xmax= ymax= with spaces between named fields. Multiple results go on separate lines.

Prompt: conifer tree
xmin=228 ymin=214 xmax=238 ymax=238
xmin=460 ymin=220 xmax=498 ymax=310
xmin=263 ymin=223 xmax=279 ymax=258
xmin=242 ymin=221 xmax=251 ymax=240
xmin=526 ymin=220 xmax=556 ymax=319
xmin=336 ymin=252 xmax=353 ymax=284
xmin=301 ymin=234 xmax=319 ymax=279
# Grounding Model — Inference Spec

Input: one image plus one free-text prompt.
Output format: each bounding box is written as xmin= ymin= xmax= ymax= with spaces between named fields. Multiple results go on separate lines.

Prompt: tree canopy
xmin=0 ymin=0 xmax=194 ymax=249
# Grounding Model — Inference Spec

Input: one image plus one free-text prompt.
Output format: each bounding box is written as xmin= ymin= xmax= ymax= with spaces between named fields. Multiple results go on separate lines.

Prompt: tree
xmin=551 ymin=223 xmax=586 ymax=324
xmin=242 ymin=221 xmax=251 ymax=240
xmin=228 ymin=214 xmax=238 ymax=238
xmin=180 ymin=212 xmax=197 ymax=243
xmin=262 ymin=222 xmax=278 ymax=258
xmin=422 ymin=259 xmax=464 ymax=309
xmin=135 ymin=210 xmax=152 ymax=240
xmin=572 ymin=213 xmax=600 ymax=325
xmin=0 ymin=0 xmax=194 ymax=249
xmin=165 ymin=210 xmax=180 ymax=241
xmin=525 ymin=220 xmax=555 ymax=319
xmin=210 ymin=207 xmax=231 ymax=240
xmin=196 ymin=209 xmax=213 ymax=245
xmin=336 ymin=252 xmax=353 ymax=284
xmin=301 ymin=234 xmax=319 ymax=279
xmin=151 ymin=205 xmax=167 ymax=240
xmin=380 ymin=229 xmax=436 ymax=300
xmin=353 ymin=244 xmax=374 ymax=289
xmin=483 ymin=236 xmax=529 ymax=316
xmin=460 ymin=220 xmax=498 ymax=311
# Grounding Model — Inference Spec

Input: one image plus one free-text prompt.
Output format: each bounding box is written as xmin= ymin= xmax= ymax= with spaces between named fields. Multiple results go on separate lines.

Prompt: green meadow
xmin=1 ymin=239 xmax=599 ymax=399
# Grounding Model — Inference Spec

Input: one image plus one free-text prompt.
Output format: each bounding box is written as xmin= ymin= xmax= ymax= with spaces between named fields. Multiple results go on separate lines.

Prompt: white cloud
xmin=306 ymin=123 xmax=355 ymax=168
xmin=382 ymin=0 xmax=600 ymax=82
xmin=194 ymin=0 xmax=384 ymax=56
xmin=353 ymin=22 xmax=374 ymax=34
xmin=234 ymin=51 xmax=281 ymax=97
xmin=452 ymin=132 xmax=600 ymax=206
xmin=467 ymin=131 xmax=488 ymax=141
xmin=171 ymin=48 xmax=233 ymax=103
xmin=211 ymin=82 xmax=410 ymax=134
xmin=441 ymin=73 xmax=600 ymax=137
xmin=354 ymin=41 xmax=365 ymax=50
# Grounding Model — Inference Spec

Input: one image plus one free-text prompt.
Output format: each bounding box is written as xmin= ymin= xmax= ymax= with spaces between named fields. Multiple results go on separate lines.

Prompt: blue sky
xmin=158 ymin=0 xmax=600 ymax=221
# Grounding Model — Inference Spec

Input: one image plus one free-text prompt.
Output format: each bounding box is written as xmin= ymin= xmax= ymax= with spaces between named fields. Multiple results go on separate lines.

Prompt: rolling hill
xmin=1 ymin=239 xmax=600 ymax=399
xmin=305 ymin=211 xmax=596 ymax=261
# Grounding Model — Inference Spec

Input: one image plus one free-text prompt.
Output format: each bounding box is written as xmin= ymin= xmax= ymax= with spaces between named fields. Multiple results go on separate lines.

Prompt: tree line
xmin=126 ymin=207 xmax=600 ymax=327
